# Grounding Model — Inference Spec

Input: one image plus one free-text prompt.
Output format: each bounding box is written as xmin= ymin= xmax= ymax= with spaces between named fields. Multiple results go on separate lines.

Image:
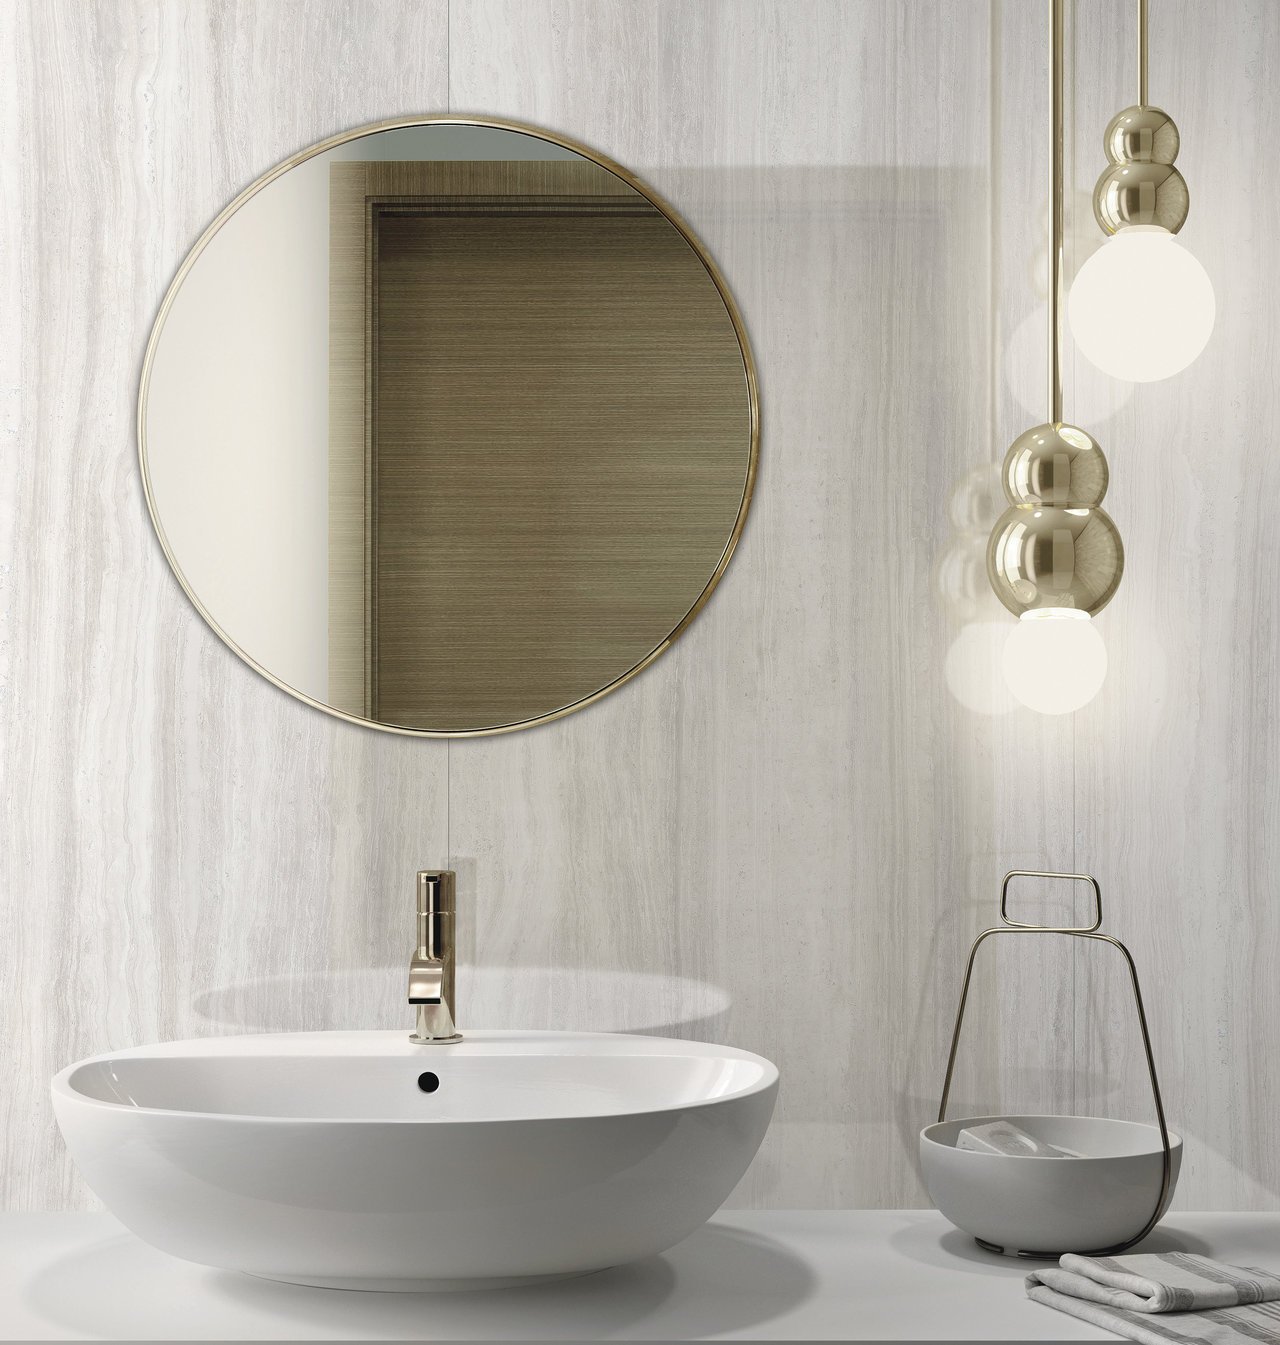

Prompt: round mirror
xmin=140 ymin=117 xmax=758 ymax=736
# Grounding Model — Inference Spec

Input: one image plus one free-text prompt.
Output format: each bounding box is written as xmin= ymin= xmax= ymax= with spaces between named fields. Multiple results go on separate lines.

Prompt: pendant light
xmin=988 ymin=0 xmax=1123 ymax=715
xmin=1068 ymin=0 xmax=1214 ymax=381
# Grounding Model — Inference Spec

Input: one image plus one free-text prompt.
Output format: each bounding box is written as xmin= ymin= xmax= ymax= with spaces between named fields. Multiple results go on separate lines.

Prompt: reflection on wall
xmin=937 ymin=464 xmax=1016 ymax=716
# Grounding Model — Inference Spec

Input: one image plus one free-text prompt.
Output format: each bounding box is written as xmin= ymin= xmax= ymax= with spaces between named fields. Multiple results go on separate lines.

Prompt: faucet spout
xmin=408 ymin=871 xmax=462 ymax=1044
xmin=408 ymin=954 xmax=444 ymax=1005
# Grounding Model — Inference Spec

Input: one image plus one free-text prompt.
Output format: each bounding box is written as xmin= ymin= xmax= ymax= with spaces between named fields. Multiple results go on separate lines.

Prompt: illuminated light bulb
xmin=1068 ymin=225 xmax=1214 ymax=382
xmin=1002 ymin=608 xmax=1107 ymax=715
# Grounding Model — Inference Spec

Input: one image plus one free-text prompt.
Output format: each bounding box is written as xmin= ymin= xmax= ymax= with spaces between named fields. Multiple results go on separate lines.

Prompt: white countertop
xmin=2 ymin=1210 xmax=1277 ymax=1341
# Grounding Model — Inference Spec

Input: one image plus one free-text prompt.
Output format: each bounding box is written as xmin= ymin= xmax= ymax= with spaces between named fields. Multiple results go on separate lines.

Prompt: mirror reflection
xmin=141 ymin=120 xmax=757 ymax=735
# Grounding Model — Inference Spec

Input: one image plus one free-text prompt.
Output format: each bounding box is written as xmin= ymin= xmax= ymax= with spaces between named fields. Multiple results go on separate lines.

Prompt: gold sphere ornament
xmin=1094 ymin=161 xmax=1189 ymax=235
xmin=1103 ymin=104 xmax=1180 ymax=165
xmin=987 ymin=420 xmax=1122 ymax=618
xmin=1094 ymin=104 xmax=1186 ymax=234
xmin=1002 ymin=422 xmax=1109 ymax=508
xmin=987 ymin=504 xmax=1124 ymax=617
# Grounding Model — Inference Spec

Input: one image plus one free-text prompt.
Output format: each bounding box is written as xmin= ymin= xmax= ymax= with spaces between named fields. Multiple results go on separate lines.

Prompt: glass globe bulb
xmin=1068 ymin=225 xmax=1214 ymax=382
xmin=1003 ymin=609 xmax=1106 ymax=715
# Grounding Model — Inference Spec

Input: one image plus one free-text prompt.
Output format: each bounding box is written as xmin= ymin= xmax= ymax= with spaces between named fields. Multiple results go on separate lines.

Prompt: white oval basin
xmin=52 ymin=1030 xmax=778 ymax=1291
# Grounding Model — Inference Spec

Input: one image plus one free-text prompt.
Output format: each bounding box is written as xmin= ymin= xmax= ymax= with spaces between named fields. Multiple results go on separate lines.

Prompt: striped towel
xmin=1027 ymin=1252 xmax=1280 ymax=1344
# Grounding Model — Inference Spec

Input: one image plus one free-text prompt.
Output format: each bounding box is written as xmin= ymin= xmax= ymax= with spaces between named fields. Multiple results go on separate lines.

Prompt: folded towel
xmin=1027 ymin=1252 xmax=1280 ymax=1344
xmin=957 ymin=1120 xmax=1080 ymax=1158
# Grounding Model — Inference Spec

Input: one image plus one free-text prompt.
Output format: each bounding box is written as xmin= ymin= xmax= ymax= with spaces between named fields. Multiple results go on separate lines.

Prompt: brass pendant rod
xmin=1049 ymin=0 xmax=1065 ymax=424
xmin=1139 ymin=0 xmax=1149 ymax=106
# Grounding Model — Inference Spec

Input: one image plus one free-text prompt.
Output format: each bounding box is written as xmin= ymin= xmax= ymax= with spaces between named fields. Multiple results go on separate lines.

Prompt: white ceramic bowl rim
xmin=920 ymin=1113 xmax=1183 ymax=1161
xmin=51 ymin=1030 xmax=780 ymax=1127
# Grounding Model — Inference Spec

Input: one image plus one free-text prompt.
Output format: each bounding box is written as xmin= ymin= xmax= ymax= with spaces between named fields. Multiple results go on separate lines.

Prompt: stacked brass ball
xmin=1094 ymin=104 xmax=1188 ymax=235
xmin=987 ymin=424 xmax=1124 ymax=617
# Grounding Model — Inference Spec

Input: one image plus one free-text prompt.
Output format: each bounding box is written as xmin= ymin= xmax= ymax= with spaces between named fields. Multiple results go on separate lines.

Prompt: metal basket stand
xmin=936 ymin=870 xmax=1173 ymax=1257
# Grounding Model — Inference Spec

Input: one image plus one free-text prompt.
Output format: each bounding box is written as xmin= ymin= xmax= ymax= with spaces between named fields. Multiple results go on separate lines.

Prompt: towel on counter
xmin=1027 ymin=1252 xmax=1280 ymax=1344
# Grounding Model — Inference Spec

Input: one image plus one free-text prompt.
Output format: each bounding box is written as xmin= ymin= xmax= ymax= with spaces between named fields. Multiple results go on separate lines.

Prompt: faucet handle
xmin=415 ymin=870 xmax=455 ymax=958
xmin=417 ymin=870 xmax=455 ymax=916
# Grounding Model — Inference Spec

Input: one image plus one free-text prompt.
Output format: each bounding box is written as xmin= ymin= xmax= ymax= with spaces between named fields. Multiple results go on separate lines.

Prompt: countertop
xmin=1 ymin=1210 xmax=1277 ymax=1341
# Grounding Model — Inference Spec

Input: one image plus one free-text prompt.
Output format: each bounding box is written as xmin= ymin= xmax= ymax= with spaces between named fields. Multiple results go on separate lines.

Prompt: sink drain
xmin=417 ymin=1072 xmax=441 ymax=1094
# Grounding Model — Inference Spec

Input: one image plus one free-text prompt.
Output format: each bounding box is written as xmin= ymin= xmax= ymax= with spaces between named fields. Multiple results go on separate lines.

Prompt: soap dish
xmin=920 ymin=871 xmax=1179 ymax=1258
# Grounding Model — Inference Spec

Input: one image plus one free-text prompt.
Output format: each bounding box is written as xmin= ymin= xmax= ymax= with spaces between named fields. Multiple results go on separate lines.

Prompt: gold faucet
xmin=408 ymin=870 xmax=462 ymax=1044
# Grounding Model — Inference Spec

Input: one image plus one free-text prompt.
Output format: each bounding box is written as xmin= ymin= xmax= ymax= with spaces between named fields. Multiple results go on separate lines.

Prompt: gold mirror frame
xmin=137 ymin=115 xmax=760 ymax=737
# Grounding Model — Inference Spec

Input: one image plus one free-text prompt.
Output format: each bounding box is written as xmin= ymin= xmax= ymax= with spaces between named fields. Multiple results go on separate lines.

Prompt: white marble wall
xmin=2 ymin=0 xmax=1276 ymax=1213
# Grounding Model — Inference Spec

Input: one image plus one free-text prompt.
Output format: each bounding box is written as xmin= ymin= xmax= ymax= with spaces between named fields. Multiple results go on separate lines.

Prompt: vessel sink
xmin=52 ymin=1030 xmax=778 ymax=1291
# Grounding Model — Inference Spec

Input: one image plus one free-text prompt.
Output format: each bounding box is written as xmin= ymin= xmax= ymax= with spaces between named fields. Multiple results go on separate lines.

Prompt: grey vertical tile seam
xmin=446 ymin=1 xmax=451 ymax=868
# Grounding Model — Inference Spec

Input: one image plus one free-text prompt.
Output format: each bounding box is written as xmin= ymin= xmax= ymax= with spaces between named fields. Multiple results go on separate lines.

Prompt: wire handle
xmin=937 ymin=870 xmax=1173 ymax=1256
xmin=1000 ymin=869 xmax=1102 ymax=931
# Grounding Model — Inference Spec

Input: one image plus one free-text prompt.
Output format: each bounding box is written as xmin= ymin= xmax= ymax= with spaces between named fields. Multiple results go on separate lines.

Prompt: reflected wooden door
xmin=330 ymin=161 xmax=751 ymax=732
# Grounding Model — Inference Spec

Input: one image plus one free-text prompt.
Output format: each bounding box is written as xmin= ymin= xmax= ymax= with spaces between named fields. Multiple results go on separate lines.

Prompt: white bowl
xmin=920 ymin=1114 xmax=1181 ymax=1256
xmin=53 ymin=1030 xmax=778 ymax=1291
